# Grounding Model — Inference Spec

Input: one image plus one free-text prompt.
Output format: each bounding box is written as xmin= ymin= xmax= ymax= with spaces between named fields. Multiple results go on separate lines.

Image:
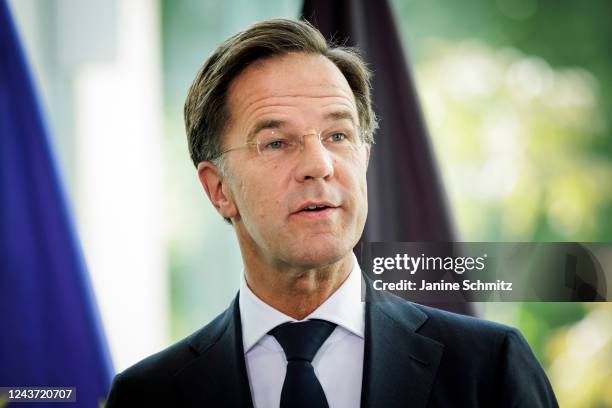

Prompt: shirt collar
xmin=239 ymin=252 xmax=365 ymax=353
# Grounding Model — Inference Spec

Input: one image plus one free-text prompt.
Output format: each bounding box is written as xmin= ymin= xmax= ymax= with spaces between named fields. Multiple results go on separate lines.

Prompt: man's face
xmin=205 ymin=52 xmax=370 ymax=269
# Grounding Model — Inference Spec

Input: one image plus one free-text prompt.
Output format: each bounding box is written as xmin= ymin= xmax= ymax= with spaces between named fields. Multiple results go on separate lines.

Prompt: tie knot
xmin=269 ymin=319 xmax=336 ymax=362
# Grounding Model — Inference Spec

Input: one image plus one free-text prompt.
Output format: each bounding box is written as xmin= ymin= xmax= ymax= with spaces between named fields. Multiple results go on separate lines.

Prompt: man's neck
xmin=243 ymin=254 xmax=353 ymax=320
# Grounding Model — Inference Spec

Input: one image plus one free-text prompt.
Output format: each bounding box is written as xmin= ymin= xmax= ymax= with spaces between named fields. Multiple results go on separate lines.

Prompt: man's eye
xmin=327 ymin=133 xmax=347 ymax=143
xmin=264 ymin=140 xmax=287 ymax=150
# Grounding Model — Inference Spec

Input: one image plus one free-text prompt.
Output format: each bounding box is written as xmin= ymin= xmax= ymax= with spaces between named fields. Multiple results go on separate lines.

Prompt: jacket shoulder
xmin=409 ymin=302 xmax=521 ymax=364
xmin=414 ymin=302 xmax=515 ymax=341
xmin=409 ymin=302 xmax=558 ymax=407
xmin=106 ymin=304 xmax=233 ymax=406
xmin=372 ymin=289 xmax=515 ymax=343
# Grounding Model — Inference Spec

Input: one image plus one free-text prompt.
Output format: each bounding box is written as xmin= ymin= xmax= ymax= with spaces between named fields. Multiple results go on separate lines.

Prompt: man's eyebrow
xmin=249 ymin=119 xmax=284 ymax=140
xmin=247 ymin=111 xmax=356 ymax=140
xmin=324 ymin=110 xmax=357 ymax=124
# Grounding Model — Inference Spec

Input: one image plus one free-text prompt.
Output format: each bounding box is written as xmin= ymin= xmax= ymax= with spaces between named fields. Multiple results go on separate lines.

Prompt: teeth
xmin=305 ymin=204 xmax=328 ymax=210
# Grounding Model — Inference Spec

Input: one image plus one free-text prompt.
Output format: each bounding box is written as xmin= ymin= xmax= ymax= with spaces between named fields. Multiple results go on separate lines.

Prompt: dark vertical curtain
xmin=302 ymin=0 xmax=474 ymax=315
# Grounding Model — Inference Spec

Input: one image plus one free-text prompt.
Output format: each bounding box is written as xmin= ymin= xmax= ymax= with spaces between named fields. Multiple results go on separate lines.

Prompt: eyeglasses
xmin=217 ymin=124 xmax=365 ymax=163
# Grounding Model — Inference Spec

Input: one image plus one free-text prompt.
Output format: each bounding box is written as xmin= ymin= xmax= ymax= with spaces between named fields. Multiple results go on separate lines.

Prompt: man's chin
xmin=281 ymin=245 xmax=352 ymax=270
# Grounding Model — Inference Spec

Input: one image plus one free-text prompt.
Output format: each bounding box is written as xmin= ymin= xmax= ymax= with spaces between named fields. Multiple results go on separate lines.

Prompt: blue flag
xmin=0 ymin=1 xmax=114 ymax=406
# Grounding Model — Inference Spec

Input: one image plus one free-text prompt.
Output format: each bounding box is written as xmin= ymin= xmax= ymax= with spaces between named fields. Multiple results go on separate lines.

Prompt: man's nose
xmin=293 ymin=134 xmax=334 ymax=181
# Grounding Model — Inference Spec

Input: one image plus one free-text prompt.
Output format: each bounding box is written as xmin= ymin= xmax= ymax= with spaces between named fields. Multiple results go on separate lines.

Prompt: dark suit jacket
xmin=106 ymin=288 xmax=558 ymax=407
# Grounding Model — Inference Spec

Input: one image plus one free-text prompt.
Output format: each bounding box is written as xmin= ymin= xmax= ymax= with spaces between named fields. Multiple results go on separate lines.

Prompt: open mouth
xmin=292 ymin=201 xmax=338 ymax=218
xmin=301 ymin=204 xmax=331 ymax=212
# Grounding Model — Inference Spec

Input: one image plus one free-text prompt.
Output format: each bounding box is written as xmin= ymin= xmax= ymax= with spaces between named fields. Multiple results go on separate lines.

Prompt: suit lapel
xmin=170 ymin=287 xmax=443 ymax=407
xmin=361 ymin=290 xmax=444 ymax=408
xmin=174 ymin=295 xmax=254 ymax=408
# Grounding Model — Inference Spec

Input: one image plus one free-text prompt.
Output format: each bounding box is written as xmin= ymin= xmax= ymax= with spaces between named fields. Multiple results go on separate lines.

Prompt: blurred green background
xmin=393 ymin=1 xmax=612 ymax=406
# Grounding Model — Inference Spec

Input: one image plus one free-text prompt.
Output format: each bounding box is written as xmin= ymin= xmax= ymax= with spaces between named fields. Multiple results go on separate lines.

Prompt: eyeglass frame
xmin=214 ymin=126 xmax=367 ymax=162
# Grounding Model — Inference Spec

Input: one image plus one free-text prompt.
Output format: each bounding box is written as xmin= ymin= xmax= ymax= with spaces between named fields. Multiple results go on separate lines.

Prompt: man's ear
xmin=197 ymin=161 xmax=238 ymax=219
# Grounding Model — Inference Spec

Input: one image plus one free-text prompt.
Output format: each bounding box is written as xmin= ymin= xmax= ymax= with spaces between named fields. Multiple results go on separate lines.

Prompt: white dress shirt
xmin=239 ymin=253 xmax=365 ymax=408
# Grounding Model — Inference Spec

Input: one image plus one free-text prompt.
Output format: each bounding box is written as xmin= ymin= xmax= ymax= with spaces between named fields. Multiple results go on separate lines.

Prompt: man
xmin=107 ymin=19 xmax=558 ymax=407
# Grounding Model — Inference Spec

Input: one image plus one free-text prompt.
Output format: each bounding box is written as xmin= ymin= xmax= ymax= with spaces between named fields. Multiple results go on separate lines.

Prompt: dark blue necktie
xmin=269 ymin=319 xmax=337 ymax=408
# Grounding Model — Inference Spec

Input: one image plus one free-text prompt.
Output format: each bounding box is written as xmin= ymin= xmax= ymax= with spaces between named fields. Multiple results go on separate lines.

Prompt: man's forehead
xmin=226 ymin=53 xmax=357 ymax=121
